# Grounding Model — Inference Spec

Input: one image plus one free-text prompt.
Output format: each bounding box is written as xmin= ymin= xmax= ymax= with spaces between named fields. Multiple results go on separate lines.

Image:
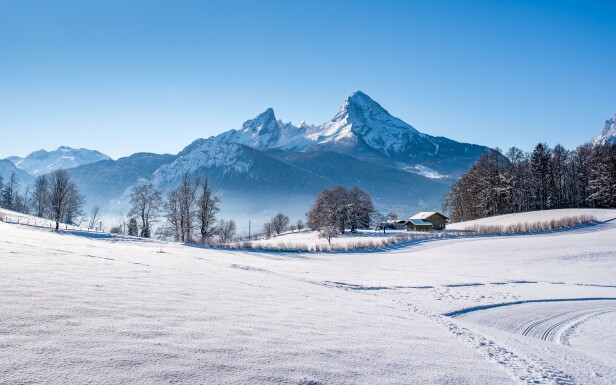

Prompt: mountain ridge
xmin=214 ymin=91 xmax=489 ymax=177
xmin=6 ymin=146 xmax=111 ymax=176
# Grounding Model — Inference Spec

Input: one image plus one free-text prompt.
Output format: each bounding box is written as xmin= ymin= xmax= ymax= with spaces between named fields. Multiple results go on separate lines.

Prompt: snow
xmin=152 ymin=140 xmax=250 ymax=186
xmin=593 ymin=113 xmax=616 ymax=146
xmin=447 ymin=208 xmax=616 ymax=230
xmin=213 ymin=91 xmax=442 ymax=170
xmin=1 ymin=208 xmax=616 ymax=384
xmin=216 ymin=108 xmax=317 ymax=151
xmin=5 ymin=146 xmax=111 ymax=176
xmin=403 ymin=164 xmax=446 ymax=179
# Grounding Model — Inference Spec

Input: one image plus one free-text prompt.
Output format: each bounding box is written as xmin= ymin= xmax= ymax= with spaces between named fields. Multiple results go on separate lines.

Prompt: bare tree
xmin=31 ymin=175 xmax=49 ymax=218
xmin=388 ymin=211 xmax=398 ymax=224
xmin=88 ymin=206 xmax=102 ymax=230
xmin=376 ymin=212 xmax=389 ymax=234
xmin=198 ymin=178 xmax=220 ymax=244
xmin=128 ymin=181 xmax=162 ymax=238
xmin=263 ymin=222 xmax=272 ymax=239
xmin=47 ymin=169 xmax=83 ymax=230
xmin=177 ymin=173 xmax=200 ymax=242
xmin=296 ymin=219 xmax=305 ymax=232
xmin=218 ymin=219 xmax=236 ymax=244
xmin=270 ymin=213 xmax=290 ymax=235
xmin=161 ymin=189 xmax=181 ymax=240
xmin=318 ymin=225 xmax=339 ymax=245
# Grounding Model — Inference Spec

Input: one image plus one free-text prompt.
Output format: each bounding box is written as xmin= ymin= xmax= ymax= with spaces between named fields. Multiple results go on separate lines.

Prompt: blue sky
xmin=1 ymin=0 xmax=615 ymax=159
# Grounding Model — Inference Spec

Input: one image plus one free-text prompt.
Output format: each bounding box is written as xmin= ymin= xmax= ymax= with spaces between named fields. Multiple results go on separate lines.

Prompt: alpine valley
xmin=5 ymin=92 xmax=497 ymax=228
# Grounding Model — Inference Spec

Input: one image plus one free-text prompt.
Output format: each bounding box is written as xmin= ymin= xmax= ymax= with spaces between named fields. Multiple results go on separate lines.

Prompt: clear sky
xmin=1 ymin=0 xmax=615 ymax=159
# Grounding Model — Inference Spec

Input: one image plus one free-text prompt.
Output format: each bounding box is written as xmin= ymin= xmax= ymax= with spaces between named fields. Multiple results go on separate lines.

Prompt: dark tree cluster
xmin=307 ymin=186 xmax=375 ymax=242
xmin=443 ymin=143 xmax=616 ymax=222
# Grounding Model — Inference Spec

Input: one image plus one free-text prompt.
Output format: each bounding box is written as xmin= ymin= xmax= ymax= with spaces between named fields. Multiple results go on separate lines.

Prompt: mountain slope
xmin=0 ymin=159 xmax=34 ymax=189
xmin=267 ymin=149 xmax=449 ymax=212
xmin=593 ymin=113 xmax=616 ymax=146
xmin=68 ymin=153 xmax=178 ymax=207
xmin=7 ymin=146 xmax=111 ymax=176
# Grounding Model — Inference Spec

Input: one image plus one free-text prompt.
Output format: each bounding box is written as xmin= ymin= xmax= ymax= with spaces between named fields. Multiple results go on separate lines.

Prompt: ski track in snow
xmin=401 ymin=302 xmax=577 ymax=385
xmin=452 ymin=299 xmax=616 ymax=345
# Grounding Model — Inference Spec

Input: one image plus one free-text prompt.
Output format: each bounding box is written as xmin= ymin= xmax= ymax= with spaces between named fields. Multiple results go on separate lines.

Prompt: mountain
xmin=147 ymin=139 xmax=329 ymax=225
xmin=7 ymin=146 xmax=111 ymax=176
xmin=266 ymin=149 xmax=449 ymax=211
xmin=215 ymin=91 xmax=490 ymax=177
xmin=68 ymin=152 xmax=178 ymax=207
xmin=0 ymin=159 xmax=34 ymax=189
xmin=216 ymin=108 xmax=317 ymax=151
xmin=593 ymin=113 xmax=616 ymax=146
xmin=143 ymin=139 xmax=448 ymax=227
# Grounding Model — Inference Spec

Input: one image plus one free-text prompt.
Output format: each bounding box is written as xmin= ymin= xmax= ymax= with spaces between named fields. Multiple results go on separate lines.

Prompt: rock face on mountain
xmin=593 ymin=113 xmax=616 ymax=146
xmin=7 ymin=146 xmax=111 ymax=176
xmin=215 ymin=91 xmax=489 ymax=177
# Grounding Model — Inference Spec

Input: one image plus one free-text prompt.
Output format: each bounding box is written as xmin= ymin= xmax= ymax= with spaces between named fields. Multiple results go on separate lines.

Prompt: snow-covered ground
xmin=1 ymin=209 xmax=616 ymax=384
xmin=235 ymin=229 xmax=426 ymax=250
xmin=447 ymin=208 xmax=616 ymax=230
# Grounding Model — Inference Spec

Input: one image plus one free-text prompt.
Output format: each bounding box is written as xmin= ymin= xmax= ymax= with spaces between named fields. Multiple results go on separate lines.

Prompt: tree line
xmin=443 ymin=142 xmax=616 ymax=222
xmin=0 ymin=169 xmax=85 ymax=230
xmin=2 ymin=167 xmax=381 ymax=244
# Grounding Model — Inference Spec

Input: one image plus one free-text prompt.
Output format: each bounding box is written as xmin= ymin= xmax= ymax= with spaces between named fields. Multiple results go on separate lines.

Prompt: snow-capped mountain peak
xmin=6 ymin=146 xmax=111 ymax=176
xmin=310 ymin=90 xmax=430 ymax=156
xmin=216 ymin=108 xmax=314 ymax=151
xmin=593 ymin=113 xmax=616 ymax=146
xmin=212 ymin=91 xmax=487 ymax=176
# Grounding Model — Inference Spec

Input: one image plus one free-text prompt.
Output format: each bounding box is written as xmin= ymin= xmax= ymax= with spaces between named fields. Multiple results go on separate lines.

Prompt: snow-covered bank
xmin=1 ymin=207 xmax=616 ymax=384
xmin=447 ymin=208 xmax=616 ymax=230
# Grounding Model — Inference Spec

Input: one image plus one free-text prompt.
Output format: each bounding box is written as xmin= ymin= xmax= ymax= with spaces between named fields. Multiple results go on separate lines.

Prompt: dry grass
xmin=465 ymin=214 xmax=597 ymax=235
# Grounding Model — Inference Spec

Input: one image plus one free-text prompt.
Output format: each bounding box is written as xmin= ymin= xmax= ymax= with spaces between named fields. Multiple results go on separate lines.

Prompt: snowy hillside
xmin=1 ymin=208 xmax=616 ymax=384
xmin=215 ymin=91 xmax=489 ymax=177
xmin=7 ymin=146 xmax=111 ymax=176
xmin=593 ymin=113 xmax=616 ymax=146
xmin=447 ymin=208 xmax=616 ymax=230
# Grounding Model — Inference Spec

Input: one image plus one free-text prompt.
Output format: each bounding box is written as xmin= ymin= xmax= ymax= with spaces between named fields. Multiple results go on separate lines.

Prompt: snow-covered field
xmin=234 ymin=229 xmax=426 ymax=250
xmin=447 ymin=208 xmax=616 ymax=230
xmin=1 ymin=209 xmax=616 ymax=384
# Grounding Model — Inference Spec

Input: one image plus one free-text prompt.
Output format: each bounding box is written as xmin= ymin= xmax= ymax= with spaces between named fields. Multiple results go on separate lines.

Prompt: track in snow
xmin=401 ymin=301 xmax=576 ymax=385
xmin=452 ymin=299 xmax=616 ymax=345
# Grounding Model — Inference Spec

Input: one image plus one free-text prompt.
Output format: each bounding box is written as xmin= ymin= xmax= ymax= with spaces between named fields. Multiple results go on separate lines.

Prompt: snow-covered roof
xmin=406 ymin=219 xmax=433 ymax=226
xmin=410 ymin=211 xmax=449 ymax=220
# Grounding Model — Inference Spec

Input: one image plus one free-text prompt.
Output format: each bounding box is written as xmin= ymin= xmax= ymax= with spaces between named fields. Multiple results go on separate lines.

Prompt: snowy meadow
xmin=1 ymin=208 xmax=615 ymax=384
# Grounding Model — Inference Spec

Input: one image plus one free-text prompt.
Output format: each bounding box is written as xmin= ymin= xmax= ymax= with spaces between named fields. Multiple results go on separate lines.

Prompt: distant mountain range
xmin=6 ymin=146 xmax=110 ymax=176
xmin=7 ymin=92 xmax=610 ymax=230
